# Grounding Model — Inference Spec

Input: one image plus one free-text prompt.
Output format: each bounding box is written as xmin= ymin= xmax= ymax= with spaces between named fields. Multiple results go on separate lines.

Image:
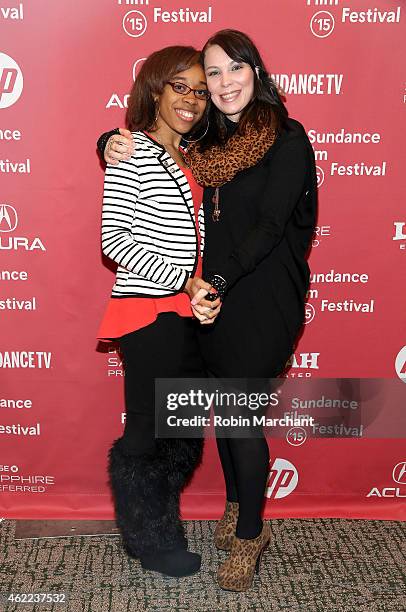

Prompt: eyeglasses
xmin=167 ymin=81 xmax=211 ymax=101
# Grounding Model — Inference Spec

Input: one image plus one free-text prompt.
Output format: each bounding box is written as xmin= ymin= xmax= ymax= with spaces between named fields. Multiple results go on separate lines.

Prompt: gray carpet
xmin=1 ymin=518 xmax=405 ymax=611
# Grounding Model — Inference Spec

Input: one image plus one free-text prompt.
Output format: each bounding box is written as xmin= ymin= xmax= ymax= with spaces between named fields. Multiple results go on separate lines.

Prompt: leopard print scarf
xmin=184 ymin=122 xmax=277 ymax=188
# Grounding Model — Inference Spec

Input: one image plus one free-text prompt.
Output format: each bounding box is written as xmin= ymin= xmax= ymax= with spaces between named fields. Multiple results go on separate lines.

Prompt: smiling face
xmin=204 ymin=44 xmax=255 ymax=122
xmin=154 ymin=63 xmax=208 ymax=140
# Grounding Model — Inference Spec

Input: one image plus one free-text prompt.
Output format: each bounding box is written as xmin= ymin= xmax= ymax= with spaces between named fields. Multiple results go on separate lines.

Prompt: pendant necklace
xmin=212 ymin=186 xmax=220 ymax=222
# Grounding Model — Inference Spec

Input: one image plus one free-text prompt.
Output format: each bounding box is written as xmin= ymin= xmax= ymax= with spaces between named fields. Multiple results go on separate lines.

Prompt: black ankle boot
xmin=140 ymin=547 xmax=201 ymax=577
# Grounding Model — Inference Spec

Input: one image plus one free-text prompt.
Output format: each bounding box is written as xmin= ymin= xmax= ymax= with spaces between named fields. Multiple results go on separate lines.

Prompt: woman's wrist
xmin=207 ymin=274 xmax=228 ymax=300
xmin=184 ymin=277 xmax=193 ymax=296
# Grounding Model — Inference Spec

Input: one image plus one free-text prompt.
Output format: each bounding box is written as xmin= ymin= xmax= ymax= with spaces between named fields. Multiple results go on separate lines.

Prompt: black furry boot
xmin=157 ymin=438 xmax=204 ymax=490
xmin=108 ymin=438 xmax=202 ymax=577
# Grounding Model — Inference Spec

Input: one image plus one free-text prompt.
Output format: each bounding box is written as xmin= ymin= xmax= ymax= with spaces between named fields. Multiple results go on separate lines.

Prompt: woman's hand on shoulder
xmin=105 ymin=128 xmax=134 ymax=164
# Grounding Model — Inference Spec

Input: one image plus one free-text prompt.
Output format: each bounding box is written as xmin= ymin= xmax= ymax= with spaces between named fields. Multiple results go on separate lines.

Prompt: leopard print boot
xmin=214 ymin=501 xmax=239 ymax=551
xmin=217 ymin=522 xmax=271 ymax=592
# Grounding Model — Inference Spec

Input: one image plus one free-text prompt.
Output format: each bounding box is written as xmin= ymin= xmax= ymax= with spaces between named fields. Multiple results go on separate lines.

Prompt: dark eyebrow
xmin=206 ymin=60 xmax=244 ymax=70
xmin=172 ymin=75 xmax=208 ymax=86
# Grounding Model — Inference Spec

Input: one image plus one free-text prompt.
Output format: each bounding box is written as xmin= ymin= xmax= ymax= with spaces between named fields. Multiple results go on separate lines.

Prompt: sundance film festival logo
xmin=0 ymin=53 xmax=23 ymax=109
xmin=305 ymin=270 xmax=375 ymax=319
xmin=307 ymin=3 xmax=401 ymax=39
xmin=265 ymin=458 xmax=298 ymax=499
xmin=0 ymin=204 xmax=45 ymax=251
xmin=308 ymin=128 xmax=386 ymax=184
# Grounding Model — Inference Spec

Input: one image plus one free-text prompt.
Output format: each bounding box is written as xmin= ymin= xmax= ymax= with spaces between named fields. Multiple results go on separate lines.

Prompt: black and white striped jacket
xmin=101 ymin=131 xmax=204 ymax=297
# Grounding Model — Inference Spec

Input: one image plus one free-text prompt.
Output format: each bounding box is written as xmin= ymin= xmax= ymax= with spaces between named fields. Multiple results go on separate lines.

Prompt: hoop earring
xmin=182 ymin=120 xmax=210 ymax=144
xmin=154 ymin=100 xmax=160 ymax=124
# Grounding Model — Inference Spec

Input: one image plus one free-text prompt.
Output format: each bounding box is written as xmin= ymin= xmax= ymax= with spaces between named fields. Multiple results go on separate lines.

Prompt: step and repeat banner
xmin=1 ymin=0 xmax=405 ymax=520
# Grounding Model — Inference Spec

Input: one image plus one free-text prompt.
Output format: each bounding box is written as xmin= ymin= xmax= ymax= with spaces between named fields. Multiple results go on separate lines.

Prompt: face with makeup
xmin=204 ymin=44 xmax=255 ymax=122
xmin=154 ymin=63 xmax=208 ymax=139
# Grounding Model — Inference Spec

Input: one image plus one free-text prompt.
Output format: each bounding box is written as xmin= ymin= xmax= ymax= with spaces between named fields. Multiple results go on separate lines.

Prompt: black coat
xmin=199 ymin=118 xmax=318 ymax=378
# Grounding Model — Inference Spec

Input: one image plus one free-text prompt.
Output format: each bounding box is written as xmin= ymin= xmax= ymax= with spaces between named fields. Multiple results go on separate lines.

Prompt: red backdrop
xmin=1 ymin=0 xmax=405 ymax=520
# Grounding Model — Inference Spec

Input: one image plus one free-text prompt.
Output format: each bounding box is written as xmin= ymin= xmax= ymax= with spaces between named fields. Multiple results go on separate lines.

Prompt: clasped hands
xmin=102 ymin=132 xmax=221 ymax=324
xmin=184 ymin=277 xmax=222 ymax=325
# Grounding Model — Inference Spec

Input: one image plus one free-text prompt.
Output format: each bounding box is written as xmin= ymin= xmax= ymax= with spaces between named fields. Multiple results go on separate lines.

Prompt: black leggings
xmin=119 ymin=312 xmax=273 ymax=540
xmin=216 ymin=437 xmax=269 ymax=539
xmin=199 ymin=313 xmax=291 ymax=540
xmin=212 ymin=381 xmax=271 ymax=540
xmin=118 ymin=312 xmax=204 ymax=456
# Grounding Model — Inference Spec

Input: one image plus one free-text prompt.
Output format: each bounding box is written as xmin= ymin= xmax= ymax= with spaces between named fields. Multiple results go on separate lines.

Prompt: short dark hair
xmin=126 ymin=46 xmax=203 ymax=132
xmin=200 ymin=29 xmax=288 ymax=149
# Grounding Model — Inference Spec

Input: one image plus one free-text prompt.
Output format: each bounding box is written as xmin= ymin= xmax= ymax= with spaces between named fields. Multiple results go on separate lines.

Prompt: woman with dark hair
xmin=97 ymin=45 xmax=221 ymax=578
xmin=99 ymin=29 xmax=317 ymax=591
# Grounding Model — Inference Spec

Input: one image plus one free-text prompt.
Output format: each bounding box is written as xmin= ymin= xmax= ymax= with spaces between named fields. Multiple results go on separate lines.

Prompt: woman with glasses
xmin=99 ymin=30 xmax=317 ymax=591
xmin=97 ymin=45 xmax=220 ymax=578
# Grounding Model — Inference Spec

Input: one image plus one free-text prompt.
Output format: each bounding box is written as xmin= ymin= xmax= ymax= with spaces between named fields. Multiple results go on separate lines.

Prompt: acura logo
xmin=0 ymin=204 xmax=18 ymax=232
xmin=393 ymin=462 xmax=406 ymax=485
xmin=132 ymin=57 xmax=147 ymax=82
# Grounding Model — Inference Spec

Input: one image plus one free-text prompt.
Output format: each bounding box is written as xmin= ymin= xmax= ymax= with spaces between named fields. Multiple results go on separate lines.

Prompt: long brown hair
xmin=126 ymin=46 xmax=205 ymax=132
xmin=199 ymin=29 xmax=288 ymax=150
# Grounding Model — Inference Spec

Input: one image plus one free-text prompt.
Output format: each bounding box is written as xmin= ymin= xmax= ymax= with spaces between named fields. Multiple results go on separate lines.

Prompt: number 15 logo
xmin=123 ymin=10 xmax=148 ymax=38
xmin=310 ymin=11 xmax=335 ymax=38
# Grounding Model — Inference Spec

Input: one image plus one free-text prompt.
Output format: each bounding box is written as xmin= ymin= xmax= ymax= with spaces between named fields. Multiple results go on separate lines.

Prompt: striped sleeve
xmin=101 ymin=159 xmax=189 ymax=291
xmin=198 ymin=203 xmax=205 ymax=256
